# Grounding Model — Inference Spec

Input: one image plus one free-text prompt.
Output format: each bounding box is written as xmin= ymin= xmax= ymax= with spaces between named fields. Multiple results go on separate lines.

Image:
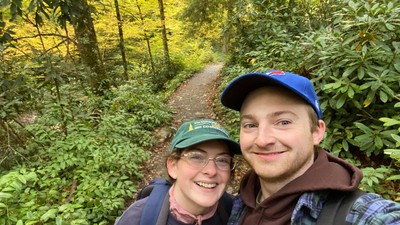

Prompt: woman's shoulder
xmin=114 ymin=197 xmax=148 ymax=225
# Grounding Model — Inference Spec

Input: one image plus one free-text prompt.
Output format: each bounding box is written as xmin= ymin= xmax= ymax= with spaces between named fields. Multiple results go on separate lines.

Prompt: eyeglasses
xmin=180 ymin=151 xmax=235 ymax=171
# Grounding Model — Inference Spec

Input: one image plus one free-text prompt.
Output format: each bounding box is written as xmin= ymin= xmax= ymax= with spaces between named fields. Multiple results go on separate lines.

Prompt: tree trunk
xmin=157 ymin=0 xmax=170 ymax=64
xmin=69 ymin=0 xmax=109 ymax=94
xmin=114 ymin=0 xmax=128 ymax=80
xmin=136 ymin=0 xmax=155 ymax=74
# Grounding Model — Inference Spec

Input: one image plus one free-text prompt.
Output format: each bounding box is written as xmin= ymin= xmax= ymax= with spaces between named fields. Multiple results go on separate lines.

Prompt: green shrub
xmin=303 ymin=0 xmax=400 ymax=159
xmin=0 ymin=79 xmax=173 ymax=224
xmin=379 ymin=104 xmax=400 ymax=200
xmin=0 ymin=168 xmax=38 ymax=225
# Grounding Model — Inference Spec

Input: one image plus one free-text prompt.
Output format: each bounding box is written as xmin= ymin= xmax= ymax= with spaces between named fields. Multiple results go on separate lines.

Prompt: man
xmin=220 ymin=70 xmax=400 ymax=224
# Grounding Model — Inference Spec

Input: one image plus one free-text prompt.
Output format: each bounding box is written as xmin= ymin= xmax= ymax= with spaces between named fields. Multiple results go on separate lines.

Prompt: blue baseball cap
xmin=220 ymin=70 xmax=323 ymax=119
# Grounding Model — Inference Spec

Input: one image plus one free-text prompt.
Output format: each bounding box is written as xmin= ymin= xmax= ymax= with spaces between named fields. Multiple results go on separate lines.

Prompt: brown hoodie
xmin=239 ymin=149 xmax=363 ymax=225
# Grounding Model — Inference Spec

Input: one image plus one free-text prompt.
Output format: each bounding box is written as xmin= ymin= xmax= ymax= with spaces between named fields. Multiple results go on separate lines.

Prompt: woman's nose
xmin=201 ymin=158 xmax=218 ymax=175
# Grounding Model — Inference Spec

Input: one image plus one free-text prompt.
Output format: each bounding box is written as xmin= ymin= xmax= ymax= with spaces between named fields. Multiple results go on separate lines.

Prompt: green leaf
xmin=354 ymin=133 xmax=371 ymax=143
xmin=17 ymin=175 xmax=27 ymax=184
xmin=363 ymin=90 xmax=375 ymax=107
xmin=354 ymin=122 xmax=373 ymax=134
xmin=40 ymin=209 xmax=58 ymax=221
xmin=349 ymin=1 xmax=358 ymax=11
xmin=385 ymin=23 xmax=395 ymax=31
xmin=379 ymin=90 xmax=388 ymax=103
xmin=379 ymin=118 xmax=400 ymax=127
xmin=323 ymin=81 xmax=341 ymax=90
xmin=347 ymin=86 xmax=355 ymax=98
xmin=0 ymin=192 xmax=13 ymax=199
xmin=336 ymin=94 xmax=347 ymax=108
xmin=394 ymin=60 xmax=400 ymax=72
xmin=58 ymin=204 xmax=69 ymax=212
xmin=342 ymin=140 xmax=349 ymax=151
xmin=387 ymin=175 xmax=400 ymax=181
xmin=359 ymin=82 xmax=371 ymax=90
xmin=343 ymin=65 xmax=358 ymax=77
xmin=374 ymin=136 xmax=383 ymax=149
xmin=384 ymin=149 xmax=400 ymax=158
xmin=371 ymin=177 xmax=379 ymax=184
xmin=391 ymin=134 xmax=400 ymax=144
xmin=361 ymin=44 xmax=368 ymax=56
xmin=357 ymin=67 xmax=365 ymax=79
xmin=72 ymin=219 xmax=88 ymax=224
xmin=2 ymin=187 xmax=15 ymax=192
xmin=56 ymin=217 xmax=63 ymax=225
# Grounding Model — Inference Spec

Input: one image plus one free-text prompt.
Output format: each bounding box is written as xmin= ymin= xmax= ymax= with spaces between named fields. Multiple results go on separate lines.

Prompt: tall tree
xmin=157 ymin=0 xmax=170 ymax=64
xmin=59 ymin=0 xmax=109 ymax=94
xmin=114 ymin=0 xmax=128 ymax=80
xmin=135 ymin=0 xmax=155 ymax=74
xmin=3 ymin=0 xmax=109 ymax=94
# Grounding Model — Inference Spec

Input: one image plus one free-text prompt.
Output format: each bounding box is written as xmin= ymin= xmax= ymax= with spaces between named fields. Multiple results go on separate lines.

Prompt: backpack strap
xmin=139 ymin=178 xmax=171 ymax=225
xmin=135 ymin=183 xmax=154 ymax=201
xmin=316 ymin=189 xmax=366 ymax=225
xmin=217 ymin=192 xmax=233 ymax=224
xmin=139 ymin=178 xmax=233 ymax=225
xmin=155 ymin=192 xmax=170 ymax=225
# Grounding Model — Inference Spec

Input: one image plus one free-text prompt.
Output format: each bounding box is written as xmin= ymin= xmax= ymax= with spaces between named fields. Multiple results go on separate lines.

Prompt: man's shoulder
xmin=348 ymin=192 xmax=400 ymax=224
xmin=353 ymin=192 xmax=400 ymax=210
xmin=294 ymin=191 xmax=400 ymax=224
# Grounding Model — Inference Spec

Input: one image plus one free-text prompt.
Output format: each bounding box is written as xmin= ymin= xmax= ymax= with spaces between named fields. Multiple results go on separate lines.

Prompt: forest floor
xmin=135 ymin=62 xmax=246 ymax=197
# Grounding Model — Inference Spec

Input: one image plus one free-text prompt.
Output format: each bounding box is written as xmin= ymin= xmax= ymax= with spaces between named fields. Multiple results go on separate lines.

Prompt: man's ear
xmin=313 ymin=120 xmax=326 ymax=145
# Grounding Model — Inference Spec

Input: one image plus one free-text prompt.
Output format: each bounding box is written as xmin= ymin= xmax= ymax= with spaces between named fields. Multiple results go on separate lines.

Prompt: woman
xmin=115 ymin=119 xmax=241 ymax=225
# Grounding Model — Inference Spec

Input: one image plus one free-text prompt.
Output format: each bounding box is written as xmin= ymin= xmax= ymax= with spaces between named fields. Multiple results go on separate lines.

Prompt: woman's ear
xmin=166 ymin=158 xmax=178 ymax=179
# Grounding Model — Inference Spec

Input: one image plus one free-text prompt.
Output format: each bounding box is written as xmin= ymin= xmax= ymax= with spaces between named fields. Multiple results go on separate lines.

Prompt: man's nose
xmin=254 ymin=126 xmax=276 ymax=147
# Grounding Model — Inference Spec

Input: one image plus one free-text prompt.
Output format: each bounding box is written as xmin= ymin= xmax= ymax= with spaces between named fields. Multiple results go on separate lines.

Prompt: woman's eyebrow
xmin=186 ymin=147 xmax=230 ymax=156
xmin=185 ymin=147 xmax=204 ymax=152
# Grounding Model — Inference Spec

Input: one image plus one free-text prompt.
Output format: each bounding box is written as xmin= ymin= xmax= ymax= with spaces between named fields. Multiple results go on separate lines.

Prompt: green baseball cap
xmin=169 ymin=119 xmax=241 ymax=155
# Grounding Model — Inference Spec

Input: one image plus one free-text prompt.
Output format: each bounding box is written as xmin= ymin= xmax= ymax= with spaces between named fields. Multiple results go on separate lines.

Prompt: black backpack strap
xmin=316 ymin=189 xmax=366 ymax=225
xmin=217 ymin=192 xmax=234 ymax=224
xmin=155 ymin=192 xmax=170 ymax=225
xmin=217 ymin=200 xmax=229 ymax=224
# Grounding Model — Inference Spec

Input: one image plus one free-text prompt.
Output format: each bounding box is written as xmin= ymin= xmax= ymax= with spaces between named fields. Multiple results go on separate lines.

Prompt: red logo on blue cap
xmin=266 ymin=70 xmax=285 ymax=75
